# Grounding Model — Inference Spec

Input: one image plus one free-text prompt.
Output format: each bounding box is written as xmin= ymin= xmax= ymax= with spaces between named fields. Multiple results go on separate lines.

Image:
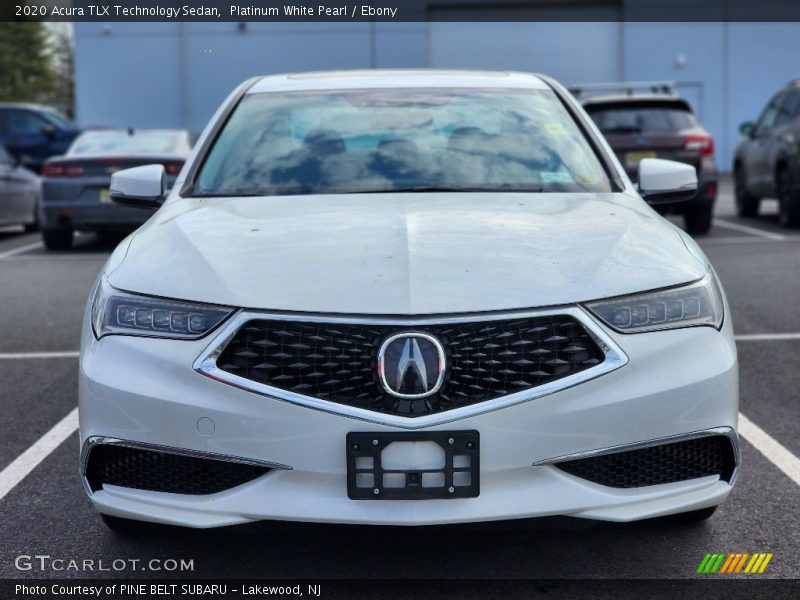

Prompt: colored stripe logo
xmin=697 ymin=552 xmax=773 ymax=574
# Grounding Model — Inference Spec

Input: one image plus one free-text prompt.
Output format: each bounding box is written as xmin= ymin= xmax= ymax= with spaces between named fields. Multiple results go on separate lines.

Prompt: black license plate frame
xmin=346 ymin=430 xmax=479 ymax=500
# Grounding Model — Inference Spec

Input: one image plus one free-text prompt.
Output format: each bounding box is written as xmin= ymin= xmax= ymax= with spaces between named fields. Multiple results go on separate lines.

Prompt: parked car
xmin=575 ymin=84 xmax=717 ymax=234
xmin=80 ymin=71 xmax=737 ymax=532
xmin=0 ymin=144 xmax=39 ymax=231
xmin=0 ymin=103 xmax=81 ymax=173
xmin=734 ymin=78 xmax=800 ymax=227
xmin=40 ymin=129 xmax=193 ymax=249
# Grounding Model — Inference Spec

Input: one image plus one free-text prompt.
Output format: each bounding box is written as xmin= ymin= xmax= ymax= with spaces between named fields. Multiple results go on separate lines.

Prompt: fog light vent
xmin=85 ymin=444 xmax=271 ymax=495
xmin=556 ymin=434 xmax=736 ymax=488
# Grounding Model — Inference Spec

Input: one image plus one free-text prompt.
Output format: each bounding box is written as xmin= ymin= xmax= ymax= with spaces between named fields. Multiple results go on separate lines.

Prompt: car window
xmin=195 ymin=88 xmax=613 ymax=196
xmin=584 ymin=101 xmax=698 ymax=133
xmin=776 ymin=90 xmax=800 ymax=127
xmin=0 ymin=110 xmax=8 ymax=134
xmin=41 ymin=108 xmax=76 ymax=130
xmin=9 ymin=110 xmax=49 ymax=135
xmin=67 ymin=130 xmax=190 ymax=156
xmin=755 ymin=92 xmax=786 ymax=135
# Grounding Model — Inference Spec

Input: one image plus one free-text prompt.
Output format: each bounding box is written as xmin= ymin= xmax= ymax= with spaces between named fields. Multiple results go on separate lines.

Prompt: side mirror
xmin=638 ymin=158 xmax=698 ymax=204
xmin=110 ymin=164 xmax=166 ymax=208
xmin=739 ymin=121 xmax=755 ymax=138
xmin=41 ymin=123 xmax=57 ymax=138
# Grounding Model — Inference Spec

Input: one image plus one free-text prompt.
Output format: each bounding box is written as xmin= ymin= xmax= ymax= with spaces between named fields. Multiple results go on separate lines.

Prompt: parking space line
xmin=713 ymin=219 xmax=787 ymax=241
xmin=0 ymin=408 xmax=78 ymax=503
xmin=0 ymin=242 xmax=43 ymax=260
xmin=0 ymin=351 xmax=79 ymax=359
xmin=700 ymin=236 xmax=800 ymax=245
xmin=739 ymin=413 xmax=800 ymax=487
xmin=735 ymin=333 xmax=800 ymax=342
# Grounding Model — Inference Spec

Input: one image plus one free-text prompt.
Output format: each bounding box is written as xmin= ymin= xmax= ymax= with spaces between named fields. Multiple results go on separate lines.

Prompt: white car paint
xmin=79 ymin=70 xmax=738 ymax=528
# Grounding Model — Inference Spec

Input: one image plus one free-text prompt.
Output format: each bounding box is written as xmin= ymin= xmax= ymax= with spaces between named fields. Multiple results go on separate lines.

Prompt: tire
xmin=24 ymin=207 xmax=39 ymax=232
xmin=684 ymin=206 xmax=713 ymax=235
xmin=100 ymin=513 xmax=142 ymax=534
xmin=735 ymin=166 xmax=760 ymax=217
xmin=777 ymin=167 xmax=800 ymax=228
xmin=660 ymin=505 xmax=718 ymax=524
xmin=41 ymin=228 xmax=73 ymax=250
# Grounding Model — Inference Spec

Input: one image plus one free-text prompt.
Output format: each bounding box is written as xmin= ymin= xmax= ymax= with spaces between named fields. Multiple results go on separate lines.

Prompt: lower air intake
xmin=555 ymin=434 xmax=736 ymax=488
xmin=85 ymin=444 xmax=271 ymax=495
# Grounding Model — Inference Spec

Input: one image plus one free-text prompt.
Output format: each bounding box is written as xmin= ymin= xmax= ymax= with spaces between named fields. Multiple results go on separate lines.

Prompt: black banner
xmin=1 ymin=579 xmax=799 ymax=600
xmin=6 ymin=0 xmax=800 ymax=23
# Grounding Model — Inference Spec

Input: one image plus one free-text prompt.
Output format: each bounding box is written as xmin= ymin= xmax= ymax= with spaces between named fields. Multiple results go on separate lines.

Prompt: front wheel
xmin=735 ymin=167 xmax=760 ymax=217
xmin=100 ymin=513 xmax=142 ymax=534
xmin=41 ymin=228 xmax=73 ymax=250
xmin=659 ymin=505 xmax=718 ymax=525
xmin=684 ymin=206 xmax=713 ymax=235
xmin=777 ymin=167 xmax=800 ymax=228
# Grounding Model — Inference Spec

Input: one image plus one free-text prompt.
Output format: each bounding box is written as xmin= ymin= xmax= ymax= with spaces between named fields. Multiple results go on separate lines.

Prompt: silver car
xmin=40 ymin=129 xmax=192 ymax=249
xmin=0 ymin=144 xmax=39 ymax=231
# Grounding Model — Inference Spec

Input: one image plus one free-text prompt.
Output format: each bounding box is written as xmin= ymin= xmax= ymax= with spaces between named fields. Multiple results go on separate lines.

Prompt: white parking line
xmin=0 ymin=408 xmax=78 ymax=503
xmin=739 ymin=413 xmax=800 ymax=487
xmin=0 ymin=351 xmax=79 ymax=359
xmin=735 ymin=333 xmax=800 ymax=342
xmin=700 ymin=236 xmax=800 ymax=245
xmin=713 ymin=219 xmax=787 ymax=241
xmin=0 ymin=242 xmax=43 ymax=260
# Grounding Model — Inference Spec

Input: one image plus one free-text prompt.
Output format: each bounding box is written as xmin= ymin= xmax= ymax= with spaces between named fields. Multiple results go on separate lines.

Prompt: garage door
xmin=428 ymin=3 xmax=622 ymax=86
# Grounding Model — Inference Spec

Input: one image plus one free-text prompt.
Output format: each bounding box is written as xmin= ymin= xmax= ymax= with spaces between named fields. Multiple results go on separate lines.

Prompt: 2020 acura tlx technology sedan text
xmin=79 ymin=70 xmax=738 ymax=531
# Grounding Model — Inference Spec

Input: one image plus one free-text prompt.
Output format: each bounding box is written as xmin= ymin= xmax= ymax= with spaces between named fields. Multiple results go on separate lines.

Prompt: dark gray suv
xmin=734 ymin=79 xmax=800 ymax=227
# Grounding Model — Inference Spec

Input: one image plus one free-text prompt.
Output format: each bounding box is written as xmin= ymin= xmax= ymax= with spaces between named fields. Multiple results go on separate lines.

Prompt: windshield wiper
xmin=350 ymin=185 xmax=545 ymax=194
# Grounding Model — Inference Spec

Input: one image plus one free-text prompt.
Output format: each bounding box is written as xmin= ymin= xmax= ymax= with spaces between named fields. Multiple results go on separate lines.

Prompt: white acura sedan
xmin=79 ymin=70 xmax=738 ymax=531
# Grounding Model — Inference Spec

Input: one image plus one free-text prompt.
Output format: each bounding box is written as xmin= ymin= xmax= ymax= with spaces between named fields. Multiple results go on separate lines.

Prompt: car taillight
xmin=684 ymin=134 xmax=715 ymax=157
xmin=64 ymin=165 xmax=85 ymax=177
xmin=42 ymin=163 xmax=84 ymax=177
xmin=164 ymin=161 xmax=184 ymax=176
xmin=41 ymin=164 xmax=64 ymax=177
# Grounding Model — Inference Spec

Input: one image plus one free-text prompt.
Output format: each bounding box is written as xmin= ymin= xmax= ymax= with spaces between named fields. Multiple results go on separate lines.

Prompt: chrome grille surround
xmin=193 ymin=307 xmax=628 ymax=429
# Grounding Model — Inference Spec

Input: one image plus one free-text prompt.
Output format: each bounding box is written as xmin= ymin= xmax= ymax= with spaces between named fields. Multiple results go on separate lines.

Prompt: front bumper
xmin=78 ymin=309 xmax=738 ymax=528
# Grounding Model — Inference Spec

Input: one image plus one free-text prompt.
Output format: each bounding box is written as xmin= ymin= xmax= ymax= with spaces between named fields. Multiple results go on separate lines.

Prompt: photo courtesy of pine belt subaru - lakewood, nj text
xmin=79 ymin=70 xmax=738 ymax=531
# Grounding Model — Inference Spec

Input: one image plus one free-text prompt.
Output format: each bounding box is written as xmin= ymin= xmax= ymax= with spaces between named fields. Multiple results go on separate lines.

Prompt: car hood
xmin=109 ymin=192 xmax=706 ymax=314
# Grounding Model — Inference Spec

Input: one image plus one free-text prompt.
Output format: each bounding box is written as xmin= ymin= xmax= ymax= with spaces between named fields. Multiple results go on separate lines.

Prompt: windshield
xmin=68 ymin=130 xmax=190 ymax=157
xmin=585 ymin=102 xmax=698 ymax=133
xmin=41 ymin=108 xmax=77 ymax=130
xmin=195 ymin=88 xmax=613 ymax=196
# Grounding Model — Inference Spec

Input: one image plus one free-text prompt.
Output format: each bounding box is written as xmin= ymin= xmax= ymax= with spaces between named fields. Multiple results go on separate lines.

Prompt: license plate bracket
xmin=346 ymin=430 xmax=479 ymax=500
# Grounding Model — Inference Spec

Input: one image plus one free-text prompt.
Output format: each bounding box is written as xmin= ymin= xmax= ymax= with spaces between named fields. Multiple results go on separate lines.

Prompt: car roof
xmin=247 ymin=69 xmax=551 ymax=94
xmin=0 ymin=102 xmax=59 ymax=111
xmin=580 ymin=94 xmax=689 ymax=106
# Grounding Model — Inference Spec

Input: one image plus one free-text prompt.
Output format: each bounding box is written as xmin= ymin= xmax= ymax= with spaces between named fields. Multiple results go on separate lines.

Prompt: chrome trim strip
xmin=192 ymin=306 xmax=629 ymax=430
xmin=80 ymin=436 xmax=292 ymax=497
xmin=532 ymin=426 xmax=740 ymax=485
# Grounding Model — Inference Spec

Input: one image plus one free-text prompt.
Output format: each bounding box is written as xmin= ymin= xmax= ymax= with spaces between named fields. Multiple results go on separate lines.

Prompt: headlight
xmin=585 ymin=272 xmax=724 ymax=333
xmin=91 ymin=277 xmax=234 ymax=340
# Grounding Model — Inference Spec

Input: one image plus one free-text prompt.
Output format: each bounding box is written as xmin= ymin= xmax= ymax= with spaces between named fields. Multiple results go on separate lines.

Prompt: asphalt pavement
xmin=0 ymin=180 xmax=799 ymax=585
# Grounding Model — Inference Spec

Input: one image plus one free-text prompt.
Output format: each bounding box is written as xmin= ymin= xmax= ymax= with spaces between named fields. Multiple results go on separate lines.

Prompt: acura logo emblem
xmin=377 ymin=333 xmax=446 ymax=399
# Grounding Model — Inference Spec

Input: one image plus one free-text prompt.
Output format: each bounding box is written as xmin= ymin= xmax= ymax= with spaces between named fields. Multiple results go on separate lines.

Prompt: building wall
xmin=74 ymin=20 xmax=800 ymax=170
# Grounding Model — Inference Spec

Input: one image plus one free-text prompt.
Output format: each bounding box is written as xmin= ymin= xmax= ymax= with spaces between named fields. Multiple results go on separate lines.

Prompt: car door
xmin=6 ymin=108 xmax=54 ymax=172
xmin=747 ymin=91 xmax=785 ymax=196
xmin=771 ymin=90 xmax=800 ymax=194
xmin=0 ymin=145 xmax=33 ymax=225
